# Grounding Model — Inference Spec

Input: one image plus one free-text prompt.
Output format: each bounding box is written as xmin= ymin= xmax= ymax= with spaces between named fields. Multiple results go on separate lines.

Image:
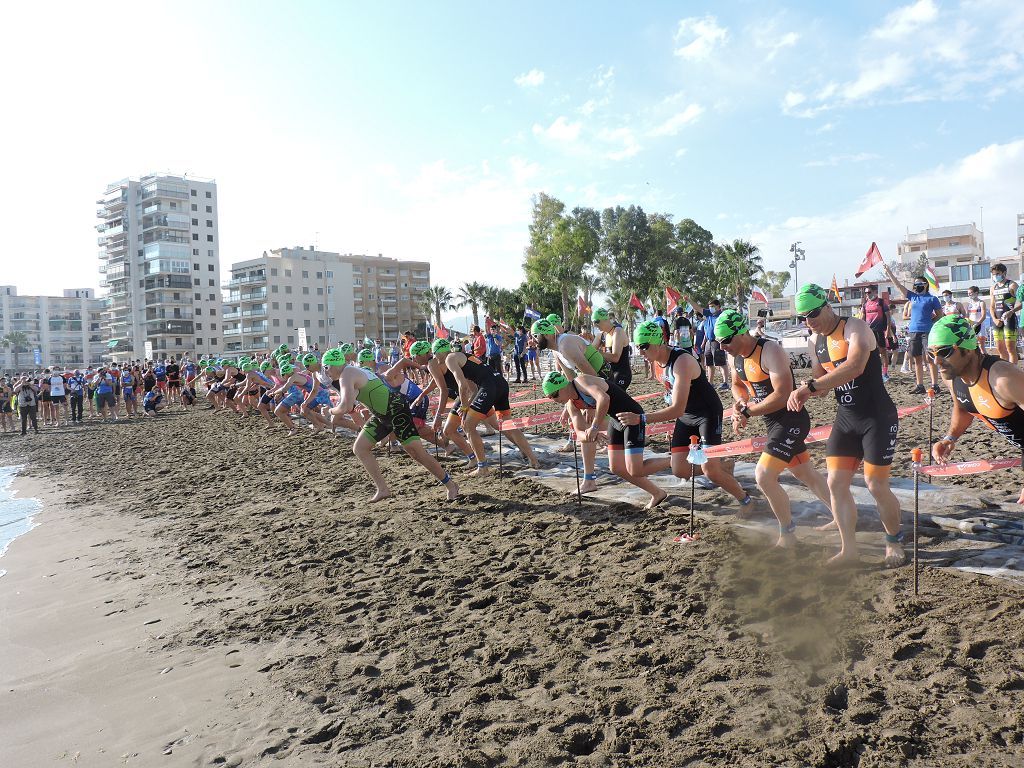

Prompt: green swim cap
xmin=240 ymin=361 xmax=257 ymax=373
xmin=546 ymin=314 xmax=562 ymax=326
xmin=714 ymin=309 xmax=748 ymax=342
xmin=542 ymin=371 xmax=571 ymax=397
xmin=301 ymin=353 xmax=318 ymax=367
xmin=357 ymin=348 xmax=376 ymax=365
xmin=633 ymin=320 xmax=664 ymax=346
xmin=531 ymin=318 xmax=558 ymax=336
xmin=258 ymin=360 xmax=273 ymax=372
xmin=279 ymin=362 xmax=296 ymax=375
xmin=338 ymin=343 xmax=355 ymax=356
xmin=431 ymin=338 xmax=452 ymax=355
xmin=592 ymin=308 xmax=610 ymax=322
xmin=275 ymin=343 xmax=289 ymax=357
xmin=409 ymin=340 xmax=430 ymax=357
xmin=321 ymin=348 xmax=346 ymax=367
xmin=795 ymin=283 xmax=829 ymax=314
xmin=203 ymin=365 xmax=216 ymax=373
xmin=928 ymin=314 xmax=978 ymax=351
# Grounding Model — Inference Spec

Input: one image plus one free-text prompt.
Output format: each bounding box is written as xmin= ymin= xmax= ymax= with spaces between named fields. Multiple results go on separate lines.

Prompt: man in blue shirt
xmin=512 ymin=326 xmax=528 ymax=382
xmin=881 ymin=262 xmax=942 ymax=394
xmin=684 ymin=294 xmax=729 ymax=390
xmin=485 ymin=325 xmax=504 ymax=372
xmin=67 ymin=369 xmax=87 ymax=423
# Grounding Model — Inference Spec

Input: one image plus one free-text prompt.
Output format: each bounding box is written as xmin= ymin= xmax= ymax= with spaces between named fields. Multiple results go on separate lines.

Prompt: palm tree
xmin=1 ymin=331 xmax=29 ymax=371
xmin=606 ymin=288 xmax=640 ymax=335
xmin=456 ymin=281 xmax=489 ymax=329
xmin=579 ymin=272 xmax=604 ymax=309
xmin=421 ymin=285 xmax=456 ymax=328
xmin=719 ymin=239 xmax=765 ymax=312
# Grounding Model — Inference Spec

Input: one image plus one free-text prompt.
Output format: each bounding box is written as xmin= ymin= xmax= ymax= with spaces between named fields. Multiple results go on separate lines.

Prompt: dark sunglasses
xmin=796 ymin=306 xmax=825 ymax=322
xmin=638 ymin=343 xmax=651 ymax=351
xmin=927 ymin=346 xmax=957 ymax=361
xmin=913 ymin=283 xmax=927 ymax=290
xmin=546 ymin=391 xmax=561 ymax=400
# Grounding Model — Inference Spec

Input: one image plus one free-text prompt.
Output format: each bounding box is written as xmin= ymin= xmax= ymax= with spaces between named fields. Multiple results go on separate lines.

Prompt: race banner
xmin=919 ymin=457 xmax=1020 ymax=477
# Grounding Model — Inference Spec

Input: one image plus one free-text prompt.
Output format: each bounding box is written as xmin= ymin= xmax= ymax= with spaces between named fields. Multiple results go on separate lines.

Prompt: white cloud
xmin=782 ymin=91 xmax=806 ymax=110
xmin=674 ymin=148 xmax=688 ymax=158
xmin=594 ymin=65 xmax=615 ymax=88
xmin=578 ymin=100 xmax=597 ymax=116
xmin=673 ymin=15 xmax=728 ymax=61
xmin=813 ymin=121 xmax=838 ymax=134
xmin=532 ymin=116 xmax=581 ymax=142
xmin=649 ymin=103 xmax=705 ymax=136
xmin=803 ymin=152 xmax=880 ymax=168
xmin=763 ymin=31 xmax=800 ymax=62
xmin=748 ymin=139 xmax=1024 ymax=287
xmin=599 ymin=127 xmax=641 ymax=161
xmin=871 ymin=0 xmax=938 ymax=41
xmin=842 ymin=54 xmax=913 ymax=100
xmin=514 ymin=68 xmax=545 ymax=88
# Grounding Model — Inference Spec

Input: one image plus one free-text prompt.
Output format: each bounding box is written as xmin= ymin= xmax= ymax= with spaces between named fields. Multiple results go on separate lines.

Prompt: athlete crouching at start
xmin=543 ymin=371 xmax=670 ymax=508
xmin=929 ymin=315 xmax=1024 ymax=504
xmin=329 ymin=357 xmax=459 ymax=502
xmin=717 ymin=309 xmax=833 ymax=547
xmin=624 ymin=321 xmax=752 ymax=507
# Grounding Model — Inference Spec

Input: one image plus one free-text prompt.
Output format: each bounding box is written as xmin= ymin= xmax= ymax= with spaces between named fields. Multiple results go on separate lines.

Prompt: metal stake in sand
xmin=926 ymin=388 xmax=935 ymax=465
xmin=911 ymin=447 xmax=922 ymax=595
xmin=498 ymin=415 xmax=503 ymax=476
xmin=677 ymin=435 xmax=706 ymax=543
xmin=571 ymin=428 xmax=582 ymax=506
xmin=433 ymin=430 xmax=440 ymax=459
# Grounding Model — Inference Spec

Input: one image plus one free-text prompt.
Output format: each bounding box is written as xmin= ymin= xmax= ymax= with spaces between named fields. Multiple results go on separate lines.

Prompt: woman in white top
xmin=965 ymin=285 xmax=988 ymax=352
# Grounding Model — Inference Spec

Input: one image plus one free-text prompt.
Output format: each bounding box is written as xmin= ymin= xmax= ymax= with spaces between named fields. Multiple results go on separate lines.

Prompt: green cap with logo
xmin=431 ymin=338 xmax=452 ymax=355
xmin=714 ymin=309 xmax=748 ymax=342
xmin=795 ymin=283 xmax=829 ymax=314
xmin=928 ymin=314 xmax=978 ymax=351
xmin=338 ymin=343 xmax=355 ymax=356
xmin=633 ymin=320 xmax=664 ymax=346
xmin=531 ymin=318 xmax=558 ymax=336
xmin=542 ymin=371 xmax=572 ymax=397
xmin=592 ymin=308 xmax=610 ymax=322
xmin=409 ymin=340 xmax=431 ymax=357
xmin=321 ymin=348 xmax=346 ymax=367
xmin=546 ymin=313 xmax=562 ymax=326
xmin=300 ymin=353 xmax=318 ymax=367
xmin=357 ymin=348 xmax=376 ymax=365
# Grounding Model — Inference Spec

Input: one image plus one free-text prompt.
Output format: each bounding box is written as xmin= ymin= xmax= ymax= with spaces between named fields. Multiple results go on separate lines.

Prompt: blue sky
xmin=3 ymin=0 xmax=1023 ymax=298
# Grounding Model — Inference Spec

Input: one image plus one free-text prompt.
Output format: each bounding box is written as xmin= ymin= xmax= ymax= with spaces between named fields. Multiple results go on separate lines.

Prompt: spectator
xmin=67 ymin=369 xmax=86 ymax=423
xmin=485 ymin=325 xmax=504 ymax=372
xmin=0 ymin=377 xmax=13 ymax=433
xmin=685 ymin=294 xmax=728 ymax=389
xmin=673 ymin=308 xmax=694 ymax=352
xmin=862 ymin=286 xmax=893 ymax=382
xmin=471 ymin=326 xmax=486 ymax=359
xmin=526 ymin=333 xmax=540 ymax=380
xmin=512 ymin=326 xmax=528 ymax=383
xmin=48 ymin=368 xmax=67 ymax=427
xmin=652 ymin=309 xmax=670 ymax=345
xmin=880 ymin=262 xmax=942 ymax=394
xmin=92 ymin=366 xmax=119 ymax=421
xmin=14 ymin=376 xmax=40 ymax=435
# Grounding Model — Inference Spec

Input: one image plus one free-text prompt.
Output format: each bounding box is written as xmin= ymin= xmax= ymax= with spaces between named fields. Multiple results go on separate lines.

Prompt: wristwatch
xmin=739 ymin=404 xmax=751 ymax=418
xmin=807 ymin=379 xmax=818 ymax=393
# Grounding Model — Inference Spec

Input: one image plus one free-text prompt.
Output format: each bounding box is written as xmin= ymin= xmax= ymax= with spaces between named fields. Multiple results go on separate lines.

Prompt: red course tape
xmin=919 ymin=457 xmax=1020 ymax=476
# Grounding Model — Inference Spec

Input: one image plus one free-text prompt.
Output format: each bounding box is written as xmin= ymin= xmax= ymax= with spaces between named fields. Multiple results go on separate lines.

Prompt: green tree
xmin=759 ymin=270 xmax=792 ymax=298
xmin=481 ymin=286 xmax=522 ymax=326
xmin=456 ymin=281 xmax=489 ymax=329
xmin=717 ymin=239 xmax=765 ymax=312
xmin=597 ymin=205 xmax=657 ymax=304
xmin=1 ymin=331 xmax=29 ymax=371
xmin=421 ymin=285 xmax=457 ymax=328
xmin=519 ymin=280 xmax=564 ymax=321
xmin=606 ymin=287 xmax=641 ymax=335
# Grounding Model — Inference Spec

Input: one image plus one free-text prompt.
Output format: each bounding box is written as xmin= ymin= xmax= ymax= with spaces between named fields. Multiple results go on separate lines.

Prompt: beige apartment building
xmin=896 ymin=223 xmax=994 ymax=297
xmin=222 ymin=247 xmax=430 ymax=356
xmin=0 ymin=286 xmax=105 ymax=371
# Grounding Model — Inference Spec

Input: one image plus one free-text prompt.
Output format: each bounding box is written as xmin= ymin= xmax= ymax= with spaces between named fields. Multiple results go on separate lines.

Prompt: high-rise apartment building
xmin=221 ymin=247 xmax=429 ymax=356
xmin=896 ymin=223 xmax=997 ymax=297
xmin=97 ymin=173 xmax=221 ymax=362
xmin=0 ymin=286 xmax=105 ymax=370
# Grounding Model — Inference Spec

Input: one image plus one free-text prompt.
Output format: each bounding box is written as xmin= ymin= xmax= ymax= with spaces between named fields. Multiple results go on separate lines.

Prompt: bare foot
xmin=775 ymin=532 xmax=797 ymax=549
xmin=1016 ymin=487 xmax=1024 ymax=505
xmin=556 ymin=441 xmax=575 ymax=453
xmin=445 ymin=480 xmax=460 ymax=501
xmin=826 ymin=550 xmax=860 ymax=568
xmin=884 ymin=542 xmax=907 ymax=569
xmin=471 ymin=466 xmax=491 ymax=477
xmin=645 ymin=489 xmax=669 ymax=509
xmin=815 ymin=519 xmax=839 ymax=532
xmin=370 ymin=489 xmax=392 ymax=503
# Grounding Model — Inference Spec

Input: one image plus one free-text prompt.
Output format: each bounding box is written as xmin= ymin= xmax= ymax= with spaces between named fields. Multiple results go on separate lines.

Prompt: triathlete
xmin=717 ymin=309 xmax=833 ymax=547
xmin=436 ymin=338 xmax=543 ymax=475
xmin=543 ymin=371 xmax=671 ymax=508
xmin=621 ymin=321 xmax=751 ymax=508
xmin=940 ymin=289 xmax=965 ymax=318
xmin=270 ymin=359 xmax=314 ymax=435
xmin=166 ymin=357 xmax=181 ymax=406
xmin=787 ymin=284 xmax=906 ymax=568
xmin=990 ymin=262 xmax=1019 ymax=364
xmin=929 ymin=315 xmax=1024 ymax=504
xmin=329 ymin=359 xmax=460 ymax=502
xmin=593 ymin=308 xmax=632 ymax=390
xmin=299 ymin=353 xmax=336 ymax=434
xmin=966 ymin=285 xmax=988 ymax=353
xmin=417 ymin=340 xmax=476 ymax=464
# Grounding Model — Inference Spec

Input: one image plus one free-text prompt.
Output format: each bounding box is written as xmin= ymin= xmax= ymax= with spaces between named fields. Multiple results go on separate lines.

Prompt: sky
xmin=2 ymin=0 xmax=1023 ymax=299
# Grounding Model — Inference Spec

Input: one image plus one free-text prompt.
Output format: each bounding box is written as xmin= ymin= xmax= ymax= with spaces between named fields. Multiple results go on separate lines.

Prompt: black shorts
xmin=468 ymin=378 xmax=511 ymax=419
xmin=872 ymin=328 xmax=887 ymax=349
xmin=1 ymin=402 xmax=11 ymax=414
xmin=671 ymin=409 xmax=724 ymax=453
xmin=702 ymin=341 xmax=722 ymax=367
xmin=168 ymin=380 xmax=181 ymax=390
xmin=41 ymin=392 xmax=51 ymax=402
xmin=763 ymin=409 xmax=810 ymax=464
xmin=361 ymin=390 xmax=419 ymax=445
xmin=608 ymin=411 xmax=645 ymax=453
xmin=610 ymin=367 xmax=632 ymax=391
xmin=50 ymin=395 xmax=66 ymax=404
xmin=910 ymin=331 xmax=927 ymax=357
xmin=826 ymin=406 xmax=898 ymax=468
xmin=96 ymin=392 xmax=116 ymax=409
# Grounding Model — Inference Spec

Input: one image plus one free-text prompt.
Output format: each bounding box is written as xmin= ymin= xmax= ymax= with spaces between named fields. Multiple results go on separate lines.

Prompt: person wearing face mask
xmin=990 ymin=263 xmax=1020 ymax=364
xmin=965 ymin=285 xmax=989 ymax=353
xmin=881 ymin=262 xmax=942 ymax=395
xmin=940 ymin=290 xmax=965 ymax=318
xmin=861 ymin=286 xmax=893 ymax=382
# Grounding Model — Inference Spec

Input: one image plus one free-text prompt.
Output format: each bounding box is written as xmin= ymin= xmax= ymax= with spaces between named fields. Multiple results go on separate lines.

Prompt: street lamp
xmin=789 ymin=242 xmax=806 ymax=290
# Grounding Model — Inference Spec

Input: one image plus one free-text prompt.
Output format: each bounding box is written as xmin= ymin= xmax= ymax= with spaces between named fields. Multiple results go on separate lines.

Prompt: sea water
xmin=0 ymin=466 xmax=41 ymax=577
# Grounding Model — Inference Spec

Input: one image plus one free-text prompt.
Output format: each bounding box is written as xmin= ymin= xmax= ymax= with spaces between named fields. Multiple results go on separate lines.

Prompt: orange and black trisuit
xmin=952 ymin=355 xmax=1024 ymax=455
xmin=460 ymin=354 xmax=512 ymax=419
xmin=813 ymin=317 xmax=898 ymax=475
xmin=734 ymin=337 xmax=811 ymax=473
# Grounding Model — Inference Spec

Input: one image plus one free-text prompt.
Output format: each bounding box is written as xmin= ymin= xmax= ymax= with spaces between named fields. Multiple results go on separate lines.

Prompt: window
xmin=951 ymin=265 xmax=970 ymax=282
xmin=193 ymin=263 xmax=200 ymax=271
xmin=274 ymin=335 xmax=281 ymax=343
xmin=302 ymin=287 xmax=309 ymax=295
xmin=302 ymin=270 xmax=309 ymax=279
xmin=287 ymin=335 xmax=294 ymax=344
xmin=285 ymin=269 xmax=292 ymax=277
xmin=271 ymin=285 xmax=279 ymax=293
xmin=170 ymin=202 xmax=177 ymax=210
xmin=196 ymin=308 xmax=203 ymax=315
xmin=208 ymin=279 xmax=214 ymax=286
xmin=317 ymin=303 xmax=324 ymax=311
xmin=328 ymin=317 xmax=335 ymax=326
xmin=191 ymin=204 xmax=197 ymax=211
xmin=316 ymin=272 xmax=322 ymax=279
xmin=205 ymin=191 xmax=211 ymax=198
xmin=326 ymin=270 xmax=333 ymax=278
xmin=210 ymin=322 xmax=217 ymax=330
xmin=285 ymin=286 xmax=292 ymax=294
xmin=192 ymin=248 xmax=199 ymax=256
xmin=195 ymin=338 xmax=203 ymax=345
xmin=327 ymin=286 xmax=333 ymax=294
xmin=194 ymin=278 xmax=201 ymax=286
xmin=176 ymin=337 xmax=182 ymax=346
xmin=271 ymin=268 xmax=278 ymax=276
xmin=138 ymin=249 xmax=144 ymax=258
xmin=273 ymin=319 xmax=280 ymax=327
xmin=210 ymin=307 xmax=216 ymax=315
xmin=192 ymin=218 xmax=198 ymax=225
xmin=195 ymin=292 xmax=201 ymax=300
xmin=208 ymin=264 xmax=214 ymax=271
xmin=207 ymin=249 xmax=214 ymax=258
xmin=286 ymin=302 xmax=293 ymax=310
xmin=286 ymin=319 xmax=294 ymax=327
xmin=190 ymin=189 xmax=197 ymax=197
xmin=972 ymin=264 xmax=989 ymax=279
xmin=206 ymin=235 xmax=213 ymax=242
xmin=317 ymin=287 xmax=323 ymax=295
xmin=272 ymin=301 xmax=279 ymax=309
xmin=206 ymin=205 xmax=212 ymax=213
xmin=209 ymin=293 xmax=215 ymax=301
xmin=211 ymin=338 xmax=217 ymax=346
xmin=318 ymin=320 xmax=325 ymax=327
xmin=195 ymin=323 xmax=203 ymax=331
xmin=192 ymin=233 xmax=199 ymax=241
xmin=303 ymin=303 xmax=310 ymax=311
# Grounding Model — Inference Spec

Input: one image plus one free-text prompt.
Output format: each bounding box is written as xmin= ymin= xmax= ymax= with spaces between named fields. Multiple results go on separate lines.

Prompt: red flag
xmin=830 ymin=275 xmax=842 ymax=302
xmin=436 ymin=320 xmax=449 ymax=339
xmin=577 ymin=295 xmax=590 ymax=315
xmin=751 ymin=289 xmax=769 ymax=304
xmin=629 ymin=293 xmax=646 ymax=311
xmin=665 ymin=286 xmax=682 ymax=314
xmin=855 ymin=242 xmax=883 ymax=278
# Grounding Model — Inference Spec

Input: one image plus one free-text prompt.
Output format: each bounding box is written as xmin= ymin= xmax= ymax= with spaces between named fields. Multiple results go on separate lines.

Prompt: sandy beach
xmin=2 ymin=370 xmax=1024 ymax=767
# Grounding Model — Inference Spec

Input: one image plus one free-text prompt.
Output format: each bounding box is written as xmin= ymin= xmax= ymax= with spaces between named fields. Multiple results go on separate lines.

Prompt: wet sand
xmin=1 ymin=370 xmax=1024 ymax=767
